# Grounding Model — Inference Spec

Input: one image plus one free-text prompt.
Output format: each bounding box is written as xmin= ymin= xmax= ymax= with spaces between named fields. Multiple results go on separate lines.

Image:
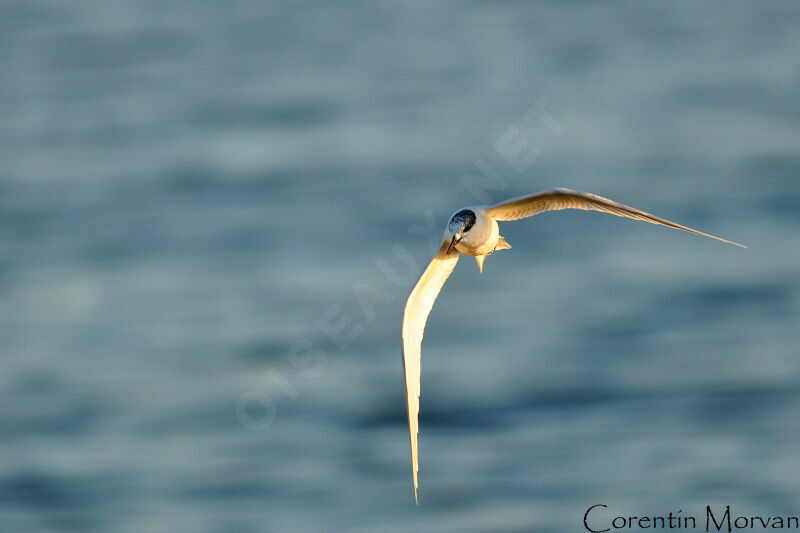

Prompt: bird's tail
xmin=496 ymin=236 xmax=512 ymax=250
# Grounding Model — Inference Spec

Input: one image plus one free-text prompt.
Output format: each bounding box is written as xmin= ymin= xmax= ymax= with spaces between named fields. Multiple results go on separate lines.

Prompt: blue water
xmin=2 ymin=2 xmax=799 ymax=531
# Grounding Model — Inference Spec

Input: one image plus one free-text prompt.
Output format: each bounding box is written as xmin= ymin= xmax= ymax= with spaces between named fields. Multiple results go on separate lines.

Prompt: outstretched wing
xmin=486 ymin=188 xmax=746 ymax=248
xmin=402 ymin=240 xmax=460 ymax=504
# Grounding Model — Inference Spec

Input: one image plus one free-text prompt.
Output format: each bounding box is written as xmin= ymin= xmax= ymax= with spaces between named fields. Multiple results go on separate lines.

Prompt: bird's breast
xmin=455 ymin=214 xmax=499 ymax=256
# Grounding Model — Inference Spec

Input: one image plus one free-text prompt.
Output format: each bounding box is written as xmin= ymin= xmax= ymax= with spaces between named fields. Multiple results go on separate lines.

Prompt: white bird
xmin=401 ymin=188 xmax=746 ymax=503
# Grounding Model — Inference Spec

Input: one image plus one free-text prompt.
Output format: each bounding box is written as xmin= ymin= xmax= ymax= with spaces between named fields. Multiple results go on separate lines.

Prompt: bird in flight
xmin=401 ymin=188 xmax=746 ymax=504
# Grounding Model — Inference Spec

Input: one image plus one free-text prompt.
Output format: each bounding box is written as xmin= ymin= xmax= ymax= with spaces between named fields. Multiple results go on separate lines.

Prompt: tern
xmin=401 ymin=188 xmax=745 ymax=503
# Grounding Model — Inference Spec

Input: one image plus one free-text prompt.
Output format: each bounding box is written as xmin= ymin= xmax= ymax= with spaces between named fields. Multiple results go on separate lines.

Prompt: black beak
xmin=447 ymin=235 xmax=458 ymax=254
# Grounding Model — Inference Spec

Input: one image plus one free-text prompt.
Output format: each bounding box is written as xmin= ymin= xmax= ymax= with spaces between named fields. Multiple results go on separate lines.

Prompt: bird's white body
xmin=448 ymin=206 xmax=499 ymax=256
xmin=401 ymin=188 xmax=745 ymax=504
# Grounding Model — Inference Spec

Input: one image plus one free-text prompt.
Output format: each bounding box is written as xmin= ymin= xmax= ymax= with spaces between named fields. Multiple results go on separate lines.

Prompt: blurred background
xmin=1 ymin=1 xmax=799 ymax=531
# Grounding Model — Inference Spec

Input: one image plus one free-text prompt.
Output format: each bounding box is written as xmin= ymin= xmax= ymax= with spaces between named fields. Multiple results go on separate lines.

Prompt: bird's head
xmin=446 ymin=209 xmax=476 ymax=253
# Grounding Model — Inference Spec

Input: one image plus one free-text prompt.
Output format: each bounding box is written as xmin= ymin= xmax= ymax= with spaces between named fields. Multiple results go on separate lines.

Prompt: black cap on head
xmin=449 ymin=209 xmax=476 ymax=233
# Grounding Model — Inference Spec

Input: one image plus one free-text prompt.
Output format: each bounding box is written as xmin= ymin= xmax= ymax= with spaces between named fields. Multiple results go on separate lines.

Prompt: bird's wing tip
xmin=721 ymin=238 xmax=748 ymax=249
